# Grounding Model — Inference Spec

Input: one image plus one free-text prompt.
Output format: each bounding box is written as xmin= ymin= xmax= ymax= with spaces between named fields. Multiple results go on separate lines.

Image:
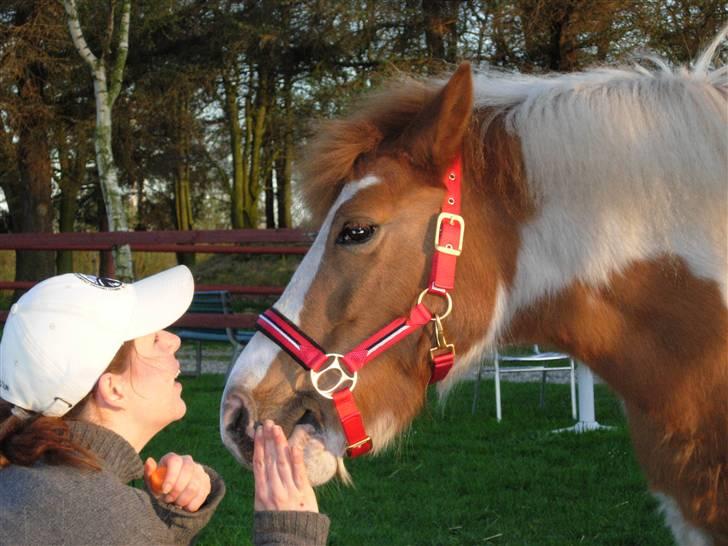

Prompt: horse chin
xmin=289 ymin=423 xmax=342 ymax=486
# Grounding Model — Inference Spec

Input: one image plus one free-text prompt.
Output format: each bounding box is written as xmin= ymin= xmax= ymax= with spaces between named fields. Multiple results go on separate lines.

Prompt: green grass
xmin=142 ymin=376 xmax=673 ymax=546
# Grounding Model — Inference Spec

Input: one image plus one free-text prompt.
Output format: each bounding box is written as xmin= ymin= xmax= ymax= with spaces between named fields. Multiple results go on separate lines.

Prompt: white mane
xmin=471 ymin=28 xmax=728 ymax=311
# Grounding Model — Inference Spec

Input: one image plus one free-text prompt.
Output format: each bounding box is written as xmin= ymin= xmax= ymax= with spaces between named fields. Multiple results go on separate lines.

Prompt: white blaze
xmin=227 ymin=175 xmax=381 ymax=386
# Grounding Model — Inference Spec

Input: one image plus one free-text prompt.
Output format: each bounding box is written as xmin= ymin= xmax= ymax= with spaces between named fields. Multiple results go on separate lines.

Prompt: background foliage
xmin=0 ymin=0 xmax=725 ymax=281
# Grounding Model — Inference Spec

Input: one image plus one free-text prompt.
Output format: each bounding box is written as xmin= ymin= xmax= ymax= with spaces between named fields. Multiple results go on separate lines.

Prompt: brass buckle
xmin=310 ymin=354 xmax=358 ymax=400
xmin=434 ymin=212 xmax=465 ymax=256
xmin=346 ymin=436 xmax=373 ymax=456
xmin=430 ymin=315 xmax=455 ymax=360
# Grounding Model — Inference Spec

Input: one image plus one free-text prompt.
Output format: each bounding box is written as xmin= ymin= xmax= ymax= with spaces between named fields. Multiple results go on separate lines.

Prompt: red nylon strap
xmin=257 ymin=311 xmax=372 ymax=456
xmin=429 ymin=351 xmax=455 ymax=384
xmin=342 ymin=303 xmax=432 ymax=373
xmin=256 ymin=309 xmax=328 ymax=371
xmin=429 ymin=157 xmax=464 ymax=294
xmin=332 ymin=389 xmax=372 ymax=457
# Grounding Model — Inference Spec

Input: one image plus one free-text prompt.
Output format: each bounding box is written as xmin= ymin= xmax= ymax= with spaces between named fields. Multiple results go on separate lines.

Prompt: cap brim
xmin=122 ymin=265 xmax=194 ymax=341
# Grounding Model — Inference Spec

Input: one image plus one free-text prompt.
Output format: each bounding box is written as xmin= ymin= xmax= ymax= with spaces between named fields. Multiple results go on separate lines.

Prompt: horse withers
xmin=221 ymin=30 xmax=728 ymax=545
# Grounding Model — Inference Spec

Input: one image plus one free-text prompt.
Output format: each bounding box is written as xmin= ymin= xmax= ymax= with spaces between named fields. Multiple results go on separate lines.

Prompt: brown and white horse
xmin=221 ymin=32 xmax=728 ymax=545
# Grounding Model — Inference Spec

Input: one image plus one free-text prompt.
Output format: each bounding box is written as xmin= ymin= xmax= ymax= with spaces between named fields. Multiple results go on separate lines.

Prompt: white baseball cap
xmin=0 ymin=265 xmax=194 ymax=417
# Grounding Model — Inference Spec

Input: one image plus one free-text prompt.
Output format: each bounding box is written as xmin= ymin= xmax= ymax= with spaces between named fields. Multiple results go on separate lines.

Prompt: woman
xmin=0 ymin=266 xmax=329 ymax=545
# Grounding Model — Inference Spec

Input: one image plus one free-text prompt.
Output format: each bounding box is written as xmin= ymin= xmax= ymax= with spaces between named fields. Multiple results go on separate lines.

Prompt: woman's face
xmin=127 ymin=330 xmax=186 ymax=429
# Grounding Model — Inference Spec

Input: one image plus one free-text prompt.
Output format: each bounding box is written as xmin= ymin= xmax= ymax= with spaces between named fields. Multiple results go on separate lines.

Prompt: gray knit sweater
xmin=0 ymin=421 xmax=330 ymax=545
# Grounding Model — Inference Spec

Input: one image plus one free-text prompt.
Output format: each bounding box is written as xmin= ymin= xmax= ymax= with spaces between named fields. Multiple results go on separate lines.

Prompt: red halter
xmin=256 ymin=156 xmax=465 ymax=457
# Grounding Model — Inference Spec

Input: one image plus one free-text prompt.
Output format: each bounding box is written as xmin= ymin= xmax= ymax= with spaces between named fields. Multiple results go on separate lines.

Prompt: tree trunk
xmin=276 ymin=73 xmax=294 ymax=229
xmin=246 ymin=66 xmax=270 ymax=228
xmin=13 ymin=83 xmax=55 ymax=297
xmin=173 ymin=89 xmax=195 ymax=267
xmin=92 ymin=68 xmax=133 ymax=279
xmin=12 ymin=2 xmax=55 ymax=298
xmin=223 ymin=71 xmax=247 ymax=229
xmin=264 ymin=147 xmax=276 ymax=228
xmin=422 ymin=0 xmax=460 ymax=64
xmin=64 ymin=0 xmax=133 ymax=280
xmin=96 ymin=180 xmax=114 ymax=278
xmin=56 ymin=126 xmax=90 ymax=273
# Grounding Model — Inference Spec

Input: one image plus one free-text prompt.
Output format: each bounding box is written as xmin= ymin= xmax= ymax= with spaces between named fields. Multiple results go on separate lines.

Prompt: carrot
xmin=149 ymin=465 xmax=167 ymax=493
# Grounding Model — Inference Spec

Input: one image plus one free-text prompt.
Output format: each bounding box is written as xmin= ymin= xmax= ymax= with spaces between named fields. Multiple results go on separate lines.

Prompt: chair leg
xmin=494 ymin=357 xmax=502 ymax=422
xmin=569 ymin=359 xmax=577 ymax=420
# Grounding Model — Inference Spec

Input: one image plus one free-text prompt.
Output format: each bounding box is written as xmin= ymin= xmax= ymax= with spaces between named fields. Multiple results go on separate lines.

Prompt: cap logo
xmin=74 ymin=273 xmax=124 ymax=290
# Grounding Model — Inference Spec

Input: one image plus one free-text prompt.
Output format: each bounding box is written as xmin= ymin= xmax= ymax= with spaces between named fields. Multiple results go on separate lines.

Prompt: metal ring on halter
xmin=416 ymin=288 xmax=453 ymax=320
xmin=309 ymin=353 xmax=358 ymax=400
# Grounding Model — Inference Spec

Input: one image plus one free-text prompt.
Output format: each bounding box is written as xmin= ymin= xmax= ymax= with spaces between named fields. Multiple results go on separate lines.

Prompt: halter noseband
xmin=256 ymin=156 xmax=465 ymax=457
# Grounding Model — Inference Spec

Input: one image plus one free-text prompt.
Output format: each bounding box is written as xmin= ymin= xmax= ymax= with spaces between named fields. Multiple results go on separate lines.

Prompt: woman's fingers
xmin=183 ymin=485 xmax=210 ymax=513
xmin=158 ymin=452 xmax=182 ymax=495
xmin=263 ymin=422 xmax=285 ymax=503
xmin=175 ymin=465 xmax=211 ymax=511
xmin=273 ymin=424 xmax=295 ymax=488
xmin=163 ymin=455 xmax=195 ymax=503
xmin=290 ymin=443 xmax=310 ymax=491
xmin=143 ymin=457 xmax=160 ymax=493
xmin=153 ymin=453 xmax=211 ymax=512
xmin=252 ymin=420 xmax=319 ymax=513
xmin=253 ymin=425 xmax=268 ymax=510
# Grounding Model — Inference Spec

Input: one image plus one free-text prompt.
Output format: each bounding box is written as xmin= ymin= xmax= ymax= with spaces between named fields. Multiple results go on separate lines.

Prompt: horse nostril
xmin=221 ymin=393 xmax=256 ymax=464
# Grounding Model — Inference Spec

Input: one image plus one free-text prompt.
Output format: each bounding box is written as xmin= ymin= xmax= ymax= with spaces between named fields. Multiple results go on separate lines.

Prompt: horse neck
xmin=458 ymin=117 xmax=728 ymax=426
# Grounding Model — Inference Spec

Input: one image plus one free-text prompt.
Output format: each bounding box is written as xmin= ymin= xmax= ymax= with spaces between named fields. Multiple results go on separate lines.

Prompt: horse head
xmin=220 ymin=63 xmax=525 ymax=484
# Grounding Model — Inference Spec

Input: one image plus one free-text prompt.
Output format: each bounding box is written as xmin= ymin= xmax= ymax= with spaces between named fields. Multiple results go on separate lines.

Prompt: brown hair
xmin=0 ymin=341 xmax=134 ymax=470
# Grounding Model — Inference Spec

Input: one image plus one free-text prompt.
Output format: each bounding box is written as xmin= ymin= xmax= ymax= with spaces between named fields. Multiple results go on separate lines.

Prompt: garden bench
xmin=174 ymin=290 xmax=254 ymax=375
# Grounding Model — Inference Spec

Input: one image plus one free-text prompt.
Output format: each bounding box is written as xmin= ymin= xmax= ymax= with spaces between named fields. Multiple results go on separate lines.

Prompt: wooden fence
xmin=0 ymin=229 xmax=314 ymax=329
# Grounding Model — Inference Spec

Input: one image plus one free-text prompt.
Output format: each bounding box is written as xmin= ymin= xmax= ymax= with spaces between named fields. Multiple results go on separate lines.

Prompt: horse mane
xmin=297 ymin=78 xmax=436 ymax=222
xmin=298 ymin=28 xmax=727 ymax=260
xmin=471 ymin=29 xmax=727 ymax=207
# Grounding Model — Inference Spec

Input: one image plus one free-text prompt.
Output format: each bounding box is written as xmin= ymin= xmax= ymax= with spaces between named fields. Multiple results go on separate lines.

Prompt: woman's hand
xmin=253 ymin=420 xmax=318 ymax=513
xmin=144 ymin=452 xmax=212 ymax=512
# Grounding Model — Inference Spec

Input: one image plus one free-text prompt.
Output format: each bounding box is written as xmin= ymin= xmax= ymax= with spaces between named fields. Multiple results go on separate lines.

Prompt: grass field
xmin=142 ymin=375 xmax=673 ymax=546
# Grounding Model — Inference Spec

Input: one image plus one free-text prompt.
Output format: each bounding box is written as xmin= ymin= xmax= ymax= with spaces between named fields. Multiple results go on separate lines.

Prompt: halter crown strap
xmin=429 ymin=157 xmax=464 ymax=295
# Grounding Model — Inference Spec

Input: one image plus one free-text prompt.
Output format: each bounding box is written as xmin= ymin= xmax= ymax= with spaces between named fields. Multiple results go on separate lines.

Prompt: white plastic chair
xmin=472 ymin=345 xmax=577 ymax=421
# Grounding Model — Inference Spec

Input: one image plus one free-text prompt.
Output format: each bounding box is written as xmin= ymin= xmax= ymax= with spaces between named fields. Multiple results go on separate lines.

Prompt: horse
xmin=221 ymin=30 xmax=728 ymax=546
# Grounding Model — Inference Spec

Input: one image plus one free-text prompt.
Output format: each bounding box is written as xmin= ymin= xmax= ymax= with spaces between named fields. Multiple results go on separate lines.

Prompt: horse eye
xmin=336 ymin=223 xmax=378 ymax=245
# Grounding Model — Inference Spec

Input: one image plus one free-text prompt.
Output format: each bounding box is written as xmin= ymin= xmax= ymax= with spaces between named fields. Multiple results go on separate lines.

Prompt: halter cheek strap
xmin=256 ymin=155 xmax=465 ymax=457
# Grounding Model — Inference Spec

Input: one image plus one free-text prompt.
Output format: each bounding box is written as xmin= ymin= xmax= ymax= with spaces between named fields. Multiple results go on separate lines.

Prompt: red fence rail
xmin=0 ymin=229 xmax=314 ymax=328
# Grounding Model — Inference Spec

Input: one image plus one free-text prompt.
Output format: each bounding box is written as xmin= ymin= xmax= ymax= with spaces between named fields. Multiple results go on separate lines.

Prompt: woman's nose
xmin=159 ymin=330 xmax=181 ymax=353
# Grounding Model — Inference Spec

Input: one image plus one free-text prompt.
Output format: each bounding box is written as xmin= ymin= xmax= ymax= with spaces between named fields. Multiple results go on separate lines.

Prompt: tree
xmin=63 ymin=0 xmax=133 ymax=279
xmin=0 ymin=0 xmax=60 ymax=294
xmin=55 ymin=120 xmax=92 ymax=273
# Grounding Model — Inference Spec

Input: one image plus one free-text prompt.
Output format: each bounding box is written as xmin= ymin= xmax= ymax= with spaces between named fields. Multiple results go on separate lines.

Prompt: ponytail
xmin=0 ymin=400 xmax=100 ymax=470
xmin=0 ymin=340 xmax=133 ymax=470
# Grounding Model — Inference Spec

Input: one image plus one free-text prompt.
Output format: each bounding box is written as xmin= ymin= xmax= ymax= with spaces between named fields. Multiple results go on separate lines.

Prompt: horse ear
xmin=402 ymin=62 xmax=473 ymax=168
